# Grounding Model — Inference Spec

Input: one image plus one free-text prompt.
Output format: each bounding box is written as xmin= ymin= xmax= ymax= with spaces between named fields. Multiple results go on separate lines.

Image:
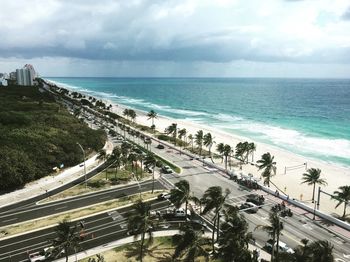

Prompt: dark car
xmin=157 ymin=193 xmax=171 ymax=200
xmin=239 ymin=202 xmax=258 ymax=213
xmin=246 ymin=194 xmax=265 ymax=206
xmin=156 ymin=144 xmax=165 ymax=149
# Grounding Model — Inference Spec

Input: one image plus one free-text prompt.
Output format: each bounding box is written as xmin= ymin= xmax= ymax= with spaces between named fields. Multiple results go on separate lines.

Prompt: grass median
xmin=0 ymin=191 xmax=161 ymax=239
xmin=80 ymin=236 xmax=214 ymax=262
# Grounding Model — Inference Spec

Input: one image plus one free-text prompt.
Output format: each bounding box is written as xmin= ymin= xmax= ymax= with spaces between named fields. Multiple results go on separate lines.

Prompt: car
xmin=239 ymin=202 xmax=258 ymax=213
xmin=157 ymin=193 xmax=171 ymax=200
xmin=162 ymin=165 xmax=173 ymax=174
xmin=156 ymin=144 xmax=165 ymax=149
xmin=174 ymin=208 xmax=190 ymax=217
xmin=246 ymin=194 xmax=265 ymax=206
xmin=28 ymin=247 xmax=63 ymax=262
xmin=265 ymin=239 xmax=294 ymax=254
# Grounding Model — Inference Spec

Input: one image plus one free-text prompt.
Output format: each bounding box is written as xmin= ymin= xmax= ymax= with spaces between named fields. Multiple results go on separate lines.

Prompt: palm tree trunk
xmin=271 ymin=235 xmax=275 ymax=262
xmin=65 ymin=247 xmax=68 ymax=262
xmin=115 ymin=167 xmax=118 ymax=180
xmin=151 ymin=169 xmax=155 ymax=193
xmin=140 ymin=160 xmax=143 ymax=179
xmin=224 ymin=155 xmax=228 ymax=170
xmin=185 ymin=200 xmax=188 ymax=219
xmin=276 ymin=231 xmax=280 ymax=261
xmin=212 ymin=216 xmax=217 ymax=254
xmin=343 ymin=202 xmax=347 ymax=219
xmin=312 ymin=183 xmax=316 ymax=203
xmin=140 ymin=232 xmax=145 ymax=262
xmin=216 ymin=214 xmax=220 ymax=241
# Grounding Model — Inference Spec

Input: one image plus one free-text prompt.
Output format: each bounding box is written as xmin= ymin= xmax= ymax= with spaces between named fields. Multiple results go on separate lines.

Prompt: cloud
xmin=0 ymin=0 xmax=349 ymax=77
xmin=342 ymin=7 xmax=350 ymax=20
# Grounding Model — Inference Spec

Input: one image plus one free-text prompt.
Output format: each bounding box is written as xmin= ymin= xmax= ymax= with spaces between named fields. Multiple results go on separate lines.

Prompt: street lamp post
xmin=77 ymin=142 xmax=87 ymax=189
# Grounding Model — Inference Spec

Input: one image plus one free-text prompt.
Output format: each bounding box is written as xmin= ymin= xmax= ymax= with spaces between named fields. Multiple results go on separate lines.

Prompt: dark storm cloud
xmin=0 ymin=0 xmax=349 ymax=65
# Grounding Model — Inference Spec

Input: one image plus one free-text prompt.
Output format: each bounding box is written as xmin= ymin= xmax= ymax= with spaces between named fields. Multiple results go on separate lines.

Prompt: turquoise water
xmin=47 ymin=77 xmax=350 ymax=168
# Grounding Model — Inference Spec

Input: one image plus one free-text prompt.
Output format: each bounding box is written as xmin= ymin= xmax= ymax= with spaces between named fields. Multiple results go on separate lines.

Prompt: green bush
xmin=0 ymin=86 xmax=106 ymax=190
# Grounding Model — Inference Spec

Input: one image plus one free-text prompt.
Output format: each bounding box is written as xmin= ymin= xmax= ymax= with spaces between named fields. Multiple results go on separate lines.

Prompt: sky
xmin=0 ymin=0 xmax=350 ymax=78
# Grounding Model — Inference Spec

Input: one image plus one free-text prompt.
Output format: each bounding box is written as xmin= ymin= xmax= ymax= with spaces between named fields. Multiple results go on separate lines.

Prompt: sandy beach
xmin=107 ymin=99 xmax=349 ymax=217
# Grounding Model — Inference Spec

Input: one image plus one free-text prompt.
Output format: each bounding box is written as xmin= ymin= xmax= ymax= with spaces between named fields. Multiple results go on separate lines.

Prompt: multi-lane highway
xmin=0 ymin=180 xmax=163 ymax=228
xmin=0 ymin=200 xmax=173 ymax=262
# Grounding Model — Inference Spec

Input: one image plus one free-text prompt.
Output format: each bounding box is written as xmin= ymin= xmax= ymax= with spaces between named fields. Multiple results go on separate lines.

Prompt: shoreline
xmin=46 ymin=78 xmax=350 ymax=216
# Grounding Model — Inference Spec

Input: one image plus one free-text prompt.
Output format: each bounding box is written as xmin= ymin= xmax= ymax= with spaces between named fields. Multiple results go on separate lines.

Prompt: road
xmin=0 ymin=180 xmax=163 ymax=228
xmin=0 ymin=200 xmax=174 ymax=262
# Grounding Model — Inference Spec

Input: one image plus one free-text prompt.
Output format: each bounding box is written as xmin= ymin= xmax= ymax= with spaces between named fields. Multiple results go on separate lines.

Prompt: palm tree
xmin=165 ymin=123 xmax=178 ymax=145
xmin=51 ymin=220 xmax=80 ymax=262
xmin=110 ymin=147 xmax=122 ymax=180
xmin=172 ymin=223 xmax=209 ymax=262
xmin=97 ymin=149 xmax=108 ymax=179
xmin=188 ymin=134 xmax=194 ymax=151
xmin=128 ymin=152 xmax=137 ymax=173
xmin=255 ymin=210 xmax=283 ymax=262
xmin=129 ymin=109 xmax=136 ymax=123
xmin=195 ymin=130 xmax=204 ymax=156
xmin=178 ymin=128 xmax=187 ymax=149
xmin=216 ymin=143 xmax=225 ymax=163
xmin=248 ymin=142 xmax=257 ymax=162
xmin=127 ymin=200 xmax=156 ymax=262
xmin=301 ymin=168 xmax=327 ymax=203
xmin=218 ymin=206 xmax=254 ymax=262
xmin=123 ymin=108 xmax=130 ymax=120
xmin=309 ymin=240 xmax=334 ymax=262
xmin=257 ymin=152 xmax=277 ymax=187
xmin=147 ymin=110 xmax=157 ymax=129
xmin=137 ymin=153 xmax=144 ymax=179
xmin=169 ymin=180 xmax=192 ymax=217
xmin=144 ymin=153 xmax=157 ymax=193
xmin=332 ymin=185 xmax=350 ymax=219
xmin=203 ymin=132 xmax=215 ymax=163
xmin=201 ymin=186 xmax=230 ymax=253
xmin=223 ymin=144 xmax=232 ymax=171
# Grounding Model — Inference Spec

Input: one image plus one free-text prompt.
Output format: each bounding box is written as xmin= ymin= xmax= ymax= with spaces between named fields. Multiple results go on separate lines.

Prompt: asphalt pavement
xmin=0 ymin=200 xmax=173 ymax=262
xmin=0 ymin=180 xmax=164 ymax=228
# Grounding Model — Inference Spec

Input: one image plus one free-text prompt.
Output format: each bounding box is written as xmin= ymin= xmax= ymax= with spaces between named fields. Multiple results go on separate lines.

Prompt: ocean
xmin=46 ymin=77 xmax=350 ymax=168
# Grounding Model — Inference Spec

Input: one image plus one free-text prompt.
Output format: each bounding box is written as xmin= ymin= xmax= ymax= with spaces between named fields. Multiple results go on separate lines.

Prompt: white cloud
xmin=0 ymin=0 xmax=349 ymax=77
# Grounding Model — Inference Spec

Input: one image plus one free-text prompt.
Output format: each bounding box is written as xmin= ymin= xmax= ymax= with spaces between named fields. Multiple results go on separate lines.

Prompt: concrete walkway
xmin=56 ymin=230 xmax=271 ymax=262
xmin=0 ymin=140 xmax=114 ymax=208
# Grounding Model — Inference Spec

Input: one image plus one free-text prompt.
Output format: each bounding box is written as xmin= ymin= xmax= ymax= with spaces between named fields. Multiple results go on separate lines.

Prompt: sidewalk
xmin=0 ymin=140 xmax=114 ymax=208
xmin=56 ymin=230 xmax=271 ymax=262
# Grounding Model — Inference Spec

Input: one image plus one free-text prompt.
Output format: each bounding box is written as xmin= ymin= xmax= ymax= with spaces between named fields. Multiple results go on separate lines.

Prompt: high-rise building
xmin=16 ymin=65 xmax=36 ymax=86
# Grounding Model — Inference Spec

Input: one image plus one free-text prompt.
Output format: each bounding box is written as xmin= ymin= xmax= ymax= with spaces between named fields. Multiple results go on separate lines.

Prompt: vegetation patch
xmin=80 ymin=236 xmax=214 ymax=262
xmin=0 ymin=86 xmax=106 ymax=190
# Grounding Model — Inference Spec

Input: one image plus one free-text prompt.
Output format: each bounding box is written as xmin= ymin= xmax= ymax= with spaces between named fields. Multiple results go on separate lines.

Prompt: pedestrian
xmin=275 ymin=190 xmax=279 ymax=197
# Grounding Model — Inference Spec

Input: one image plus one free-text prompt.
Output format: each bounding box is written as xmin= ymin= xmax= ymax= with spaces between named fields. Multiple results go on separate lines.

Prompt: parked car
xmin=156 ymin=144 xmax=165 ymax=149
xmin=162 ymin=165 xmax=173 ymax=174
xmin=157 ymin=193 xmax=171 ymax=200
xmin=239 ymin=202 xmax=259 ymax=213
xmin=265 ymin=239 xmax=294 ymax=254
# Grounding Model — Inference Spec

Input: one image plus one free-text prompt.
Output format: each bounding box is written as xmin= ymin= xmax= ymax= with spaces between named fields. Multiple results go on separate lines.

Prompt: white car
xmin=28 ymin=247 xmax=63 ymax=262
xmin=265 ymin=239 xmax=294 ymax=254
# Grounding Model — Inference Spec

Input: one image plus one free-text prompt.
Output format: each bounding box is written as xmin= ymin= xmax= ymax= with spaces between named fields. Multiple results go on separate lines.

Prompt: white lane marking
xmin=99 ymin=196 xmax=110 ymax=200
xmin=55 ymin=206 xmax=67 ymax=211
xmin=2 ymin=218 xmax=17 ymax=223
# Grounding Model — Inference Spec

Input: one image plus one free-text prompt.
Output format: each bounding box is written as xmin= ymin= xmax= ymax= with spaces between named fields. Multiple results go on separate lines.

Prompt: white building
xmin=0 ymin=73 xmax=8 ymax=86
xmin=16 ymin=64 xmax=36 ymax=86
